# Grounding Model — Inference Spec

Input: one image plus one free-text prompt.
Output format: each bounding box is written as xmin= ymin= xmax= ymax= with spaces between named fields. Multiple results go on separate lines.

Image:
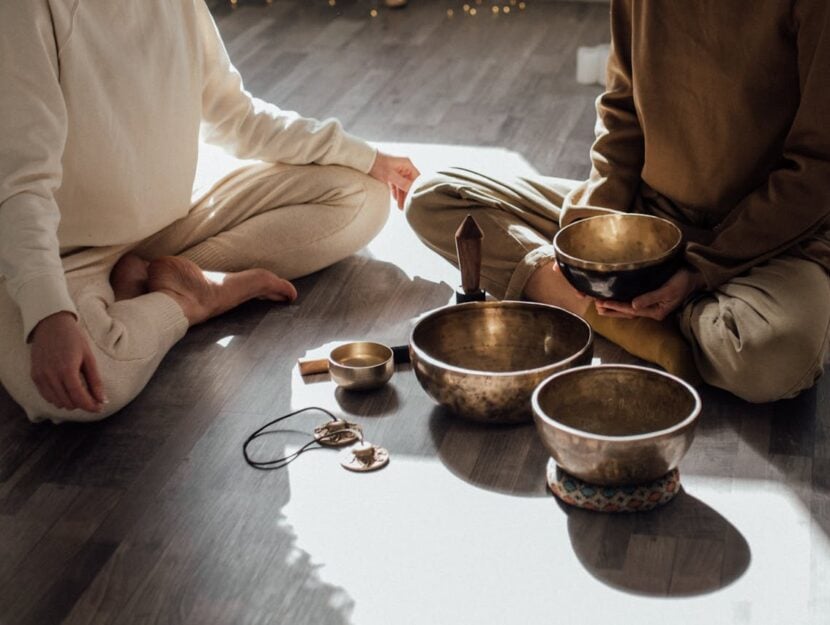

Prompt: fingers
xmin=632 ymin=288 xmax=667 ymax=311
xmin=391 ymin=185 xmax=404 ymax=210
xmin=81 ymin=348 xmax=107 ymax=405
xmin=597 ymin=310 xmax=637 ymax=319
xmin=32 ymin=371 xmax=70 ymax=410
xmin=596 ymin=300 xmax=635 ymax=315
xmin=389 ymin=170 xmax=412 ymax=194
xmin=63 ymin=370 xmax=103 ymax=413
xmin=371 ymin=154 xmax=420 ymax=210
xmin=598 ymin=301 xmax=667 ymax=321
xmin=398 ymin=158 xmax=420 ymax=182
xmin=595 ymin=304 xmax=636 ymax=320
xmin=29 ymin=311 xmax=107 ymax=414
xmin=32 ymin=365 xmax=101 ymax=412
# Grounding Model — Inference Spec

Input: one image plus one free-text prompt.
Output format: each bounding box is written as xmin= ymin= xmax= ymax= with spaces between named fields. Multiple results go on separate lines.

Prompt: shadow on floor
xmin=428 ymin=407 xmax=551 ymax=497
xmin=562 ymin=489 xmax=751 ymax=597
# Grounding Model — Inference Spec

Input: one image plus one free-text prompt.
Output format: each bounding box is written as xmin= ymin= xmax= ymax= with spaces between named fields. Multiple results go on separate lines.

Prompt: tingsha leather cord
xmin=242 ymin=406 xmax=389 ymax=473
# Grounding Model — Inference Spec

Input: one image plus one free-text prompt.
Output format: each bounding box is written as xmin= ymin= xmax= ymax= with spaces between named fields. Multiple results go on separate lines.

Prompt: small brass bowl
xmin=328 ymin=342 xmax=394 ymax=391
xmin=532 ymin=364 xmax=701 ymax=486
xmin=554 ymin=213 xmax=683 ymax=301
xmin=409 ymin=301 xmax=593 ymax=423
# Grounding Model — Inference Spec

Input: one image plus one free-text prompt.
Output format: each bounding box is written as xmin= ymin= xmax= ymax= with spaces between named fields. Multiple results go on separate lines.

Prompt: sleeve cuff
xmin=13 ymin=273 xmax=77 ymax=342
xmin=336 ymin=133 xmax=378 ymax=174
xmin=684 ymin=250 xmax=727 ymax=291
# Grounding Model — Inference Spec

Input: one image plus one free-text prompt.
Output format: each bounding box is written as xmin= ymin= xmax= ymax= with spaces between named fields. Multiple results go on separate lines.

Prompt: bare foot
xmin=111 ymin=254 xmax=150 ymax=301
xmin=524 ymin=261 xmax=592 ymax=317
xmin=146 ymin=256 xmax=297 ymax=326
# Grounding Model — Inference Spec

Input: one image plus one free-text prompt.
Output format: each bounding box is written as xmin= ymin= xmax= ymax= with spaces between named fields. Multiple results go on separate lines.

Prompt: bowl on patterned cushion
xmin=547 ymin=461 xmax=681 ymax=512
xmin=553 ymin=213 xmax=683 ymax=301
xmin=532 ymin=364 xmax=700 ymax=486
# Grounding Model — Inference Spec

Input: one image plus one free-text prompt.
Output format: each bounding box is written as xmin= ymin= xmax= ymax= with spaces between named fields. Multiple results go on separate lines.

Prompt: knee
xmin=362 ymin=174 xmax=391 ymax=234
xmin=404 ymin=172 xmax=455 ymax=241
xmin=702 ymin=321 xmax=825 ymax=403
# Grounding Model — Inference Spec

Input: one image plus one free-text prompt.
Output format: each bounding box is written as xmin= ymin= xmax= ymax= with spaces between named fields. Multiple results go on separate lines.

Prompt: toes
xmin=272 ymin=277 xmax=298 ymax=302
xmin=253 ymin=275 xmax=297 ymax=303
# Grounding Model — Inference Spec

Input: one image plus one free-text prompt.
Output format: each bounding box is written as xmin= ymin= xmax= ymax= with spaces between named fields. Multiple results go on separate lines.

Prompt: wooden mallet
xmin=455 ymin=214 xmax=486 ymax=303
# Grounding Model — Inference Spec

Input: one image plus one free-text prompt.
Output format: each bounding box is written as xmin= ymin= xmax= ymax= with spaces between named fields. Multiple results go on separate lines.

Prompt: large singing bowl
xmin=532 ymin=364 xmax=701 ymax=486
xmin=554 ymin=213 xmax=683 ymax=301
xmin=409 ymin=301 xmax=593 ymax=423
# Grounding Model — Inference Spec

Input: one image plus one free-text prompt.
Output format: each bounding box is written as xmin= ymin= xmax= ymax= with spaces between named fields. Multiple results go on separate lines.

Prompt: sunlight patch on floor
xmin=215 ymin=335 xmax=235 ymax=348
xmin=282 ymin=461 xmax=820 ymax=625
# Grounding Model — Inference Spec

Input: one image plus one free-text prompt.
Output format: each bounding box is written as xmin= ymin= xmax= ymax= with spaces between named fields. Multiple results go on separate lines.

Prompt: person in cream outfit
xmin=0 ymin=0 xmax=418 ymax=422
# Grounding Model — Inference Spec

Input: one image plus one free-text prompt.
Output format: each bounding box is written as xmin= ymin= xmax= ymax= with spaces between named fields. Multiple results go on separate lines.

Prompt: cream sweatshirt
xmin=0 ymin=0 xmax=377 ymax=340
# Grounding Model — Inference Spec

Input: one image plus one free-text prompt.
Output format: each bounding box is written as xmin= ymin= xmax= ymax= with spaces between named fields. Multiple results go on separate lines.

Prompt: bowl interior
xmin=555 ymin=214 xmax=681 ymax=268
xmin=536 ymin=367 xmax=697 ymax=437
xmin=330 ymin=342 xmax=392 ymax=369
xmin=412 ymin=303 xmax=591 ymax=373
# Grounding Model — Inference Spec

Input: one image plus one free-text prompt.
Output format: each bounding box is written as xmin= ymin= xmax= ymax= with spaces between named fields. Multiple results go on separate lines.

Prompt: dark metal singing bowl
xmin=554 ymin=213 xmax=683 ymax=301
xmin=532 ymin=364 xmax=701 ymax=486
xmin=409 ymin=301 xmax=594 ymax=423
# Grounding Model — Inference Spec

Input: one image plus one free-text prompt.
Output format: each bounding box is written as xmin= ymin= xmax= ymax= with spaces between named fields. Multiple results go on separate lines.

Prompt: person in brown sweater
xmin=405 ymin=0 xmax=830 ymax=402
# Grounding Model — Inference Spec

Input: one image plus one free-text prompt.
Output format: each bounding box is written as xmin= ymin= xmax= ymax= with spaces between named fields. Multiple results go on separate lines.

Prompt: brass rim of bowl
xmin=531 ymin=364 xmax=701 ymax=442
xmin=409 ymin=301 xmax=594 ymax=378
xmin=553 ymin=214 xmax=683 ymax=272
xmin=329 ymin=342 xmax=393 ymax=369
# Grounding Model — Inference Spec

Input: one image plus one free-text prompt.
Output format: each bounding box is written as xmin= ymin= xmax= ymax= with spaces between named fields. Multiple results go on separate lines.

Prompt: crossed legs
xmin=0 ymin=163 xmax=389 ymax=422
xmin=406 ymin=167 xmax=830 ymax=402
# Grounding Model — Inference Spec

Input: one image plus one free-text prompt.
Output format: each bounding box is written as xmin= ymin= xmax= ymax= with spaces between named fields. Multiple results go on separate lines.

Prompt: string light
xmin=341 ymin=1 xmax=529 ymax=21
xmin=449 ymin=2 xmax=528 ymax=19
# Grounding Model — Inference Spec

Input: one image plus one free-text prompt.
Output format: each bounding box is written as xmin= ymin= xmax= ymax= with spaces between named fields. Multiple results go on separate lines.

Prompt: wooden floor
xmin=1 ymin=2 xmax=828 ymax=624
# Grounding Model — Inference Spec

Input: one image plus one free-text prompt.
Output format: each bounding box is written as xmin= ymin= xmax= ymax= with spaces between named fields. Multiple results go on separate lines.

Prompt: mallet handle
xmin=455 ymin=214 xmax=484 ymax=294
xmin=298 ymin=358 xmax=329 ymax=376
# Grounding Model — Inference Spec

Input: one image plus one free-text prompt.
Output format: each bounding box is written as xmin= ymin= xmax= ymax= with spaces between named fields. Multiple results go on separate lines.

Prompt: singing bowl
xmin=409 ymin=301 xmax=593 ymax=423
xmin=532 ymin=364 xmax=701 ymax=486
xmin=328 ymin=342 xmax=394 ymax=391
xmin=554 ymin=213 xmax=683 ymax=301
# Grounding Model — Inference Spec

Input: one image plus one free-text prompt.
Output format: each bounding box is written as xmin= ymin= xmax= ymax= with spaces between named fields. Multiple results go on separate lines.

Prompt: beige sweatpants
xmin=406 ymin=167 xmax=830 ymax=402
xmin=0 ymin=162 xmax=389 ymax=423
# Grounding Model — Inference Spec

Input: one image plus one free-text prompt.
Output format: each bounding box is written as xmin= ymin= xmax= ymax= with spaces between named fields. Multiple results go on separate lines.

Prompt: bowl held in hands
xmin=554 ymin=213 xmax=683 ymax=301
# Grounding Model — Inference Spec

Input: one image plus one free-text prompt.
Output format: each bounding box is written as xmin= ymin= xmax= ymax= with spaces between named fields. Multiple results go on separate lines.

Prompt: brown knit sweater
xmin=563 ymin=0 xmax=830 ymax=289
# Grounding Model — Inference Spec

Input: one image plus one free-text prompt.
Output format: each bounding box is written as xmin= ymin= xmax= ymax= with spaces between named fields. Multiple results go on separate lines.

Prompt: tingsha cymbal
xmin=339 ymin=441 xmax=389 ymax=472
xmin=314 ymin=419 xmax=362 ymax=447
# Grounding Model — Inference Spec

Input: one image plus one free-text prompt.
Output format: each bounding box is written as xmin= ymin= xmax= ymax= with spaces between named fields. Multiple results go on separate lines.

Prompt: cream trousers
xmin=406 ymin=167 xmax=830 ymax=403
xmin=0 ymin=162 xmax=389 ymax=422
